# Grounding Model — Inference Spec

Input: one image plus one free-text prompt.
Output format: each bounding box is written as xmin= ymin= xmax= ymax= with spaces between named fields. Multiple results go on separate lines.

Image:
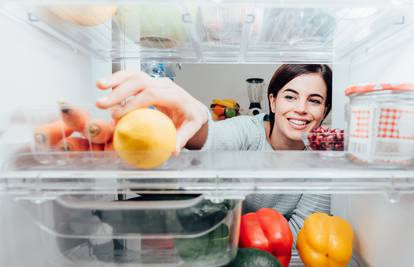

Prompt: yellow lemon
xmin=114 ymin=109 xmax=176 ymax=169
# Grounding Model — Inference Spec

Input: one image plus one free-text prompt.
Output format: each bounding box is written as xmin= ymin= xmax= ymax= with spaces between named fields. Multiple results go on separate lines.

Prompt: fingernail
xmin=98 ymin=97 xmax=108 ymax=103
xmin=99 ymin=79 xmax=109 ymax=86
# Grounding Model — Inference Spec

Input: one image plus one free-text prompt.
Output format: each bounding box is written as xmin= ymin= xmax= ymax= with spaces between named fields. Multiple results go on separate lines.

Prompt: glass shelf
xmin=2 ymin=150 xmax=413 ymax=198
xmin=2 ymin=1 xmax=414 ymax=63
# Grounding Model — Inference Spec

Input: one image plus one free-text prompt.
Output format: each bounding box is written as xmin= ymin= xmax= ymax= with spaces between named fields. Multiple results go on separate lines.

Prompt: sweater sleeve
xmin=288 ymin=194 xmax=331 ymax=247
xmin=201 ymin=114 xmax=262 ymax=151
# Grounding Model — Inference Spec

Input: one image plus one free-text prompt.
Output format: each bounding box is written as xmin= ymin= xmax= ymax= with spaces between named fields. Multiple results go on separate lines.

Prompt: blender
xmin=246 ymin=78 xmax=265 ymax=116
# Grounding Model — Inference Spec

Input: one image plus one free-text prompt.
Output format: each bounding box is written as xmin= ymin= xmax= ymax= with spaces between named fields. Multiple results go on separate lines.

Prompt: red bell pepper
xmin=239 ymin=208 xmax=293 ymax=267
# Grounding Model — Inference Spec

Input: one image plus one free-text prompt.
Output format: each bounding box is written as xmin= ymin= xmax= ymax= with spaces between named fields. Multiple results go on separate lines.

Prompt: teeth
xmin=289 ymin=119 xmax=307 ymax=125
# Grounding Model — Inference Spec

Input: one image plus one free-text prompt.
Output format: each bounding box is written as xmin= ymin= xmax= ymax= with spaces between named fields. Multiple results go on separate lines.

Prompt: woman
xmin=96 ymin=64 xmax=332 ymax=243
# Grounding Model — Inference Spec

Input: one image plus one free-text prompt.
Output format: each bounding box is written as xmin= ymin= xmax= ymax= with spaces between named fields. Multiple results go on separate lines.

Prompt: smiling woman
xmin=191 ymin=65 xmax=333 ymax=246
xmin=96 ymin=64 xmax=333 ymax=247
xmin=267 ymin=64 xmax=332 ymax=150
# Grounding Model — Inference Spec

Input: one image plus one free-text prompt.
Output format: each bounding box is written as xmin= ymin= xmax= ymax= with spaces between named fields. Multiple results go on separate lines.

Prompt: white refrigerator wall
xmin=0 ymin=13 xmax=99 ymax=267
xmin=332 ymin=40 xmax=414 ymax=267
xmin=0 ymin=13 xmax=98 ymax=133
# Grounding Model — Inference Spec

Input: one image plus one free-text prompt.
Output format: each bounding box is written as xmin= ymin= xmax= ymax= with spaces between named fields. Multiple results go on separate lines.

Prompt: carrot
xmin=34 ymin=120 xmax=73 ymax=146
xmin=90 ymin=143 xmax=104 ymax=151
xmin=104 ymin=141 xmax=113 ymax=151
xmin=83 ymin=119 xmax=114 ymax=144
xmin=56 ymin=137 xmax=90 ymax=152
xmin=58 ymin=101 xmax=90 ymax=132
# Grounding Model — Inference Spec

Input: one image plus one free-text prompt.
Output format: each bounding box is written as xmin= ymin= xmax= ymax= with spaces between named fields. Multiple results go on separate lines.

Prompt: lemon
xmin=114 ymin=109 xmax=176 ymax=169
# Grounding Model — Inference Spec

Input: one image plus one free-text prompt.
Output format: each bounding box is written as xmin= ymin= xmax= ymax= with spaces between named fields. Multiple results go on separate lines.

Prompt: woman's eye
xmin=309 ymin=99 xmax=322 ymax=104
xmin=284 ymin=95 xmax=295 ymax=100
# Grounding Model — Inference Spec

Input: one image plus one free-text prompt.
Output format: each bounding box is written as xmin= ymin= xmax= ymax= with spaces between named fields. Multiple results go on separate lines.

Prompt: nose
xmin=294 ymin=99 xmax=307 ymax=114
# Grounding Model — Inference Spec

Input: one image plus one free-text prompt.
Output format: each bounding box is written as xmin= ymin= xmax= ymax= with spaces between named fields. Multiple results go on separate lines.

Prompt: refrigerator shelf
xmin=2 ymin=2 xmax=414 ymax=63
xmin=2 ymin=150 xmax=414 ymax=198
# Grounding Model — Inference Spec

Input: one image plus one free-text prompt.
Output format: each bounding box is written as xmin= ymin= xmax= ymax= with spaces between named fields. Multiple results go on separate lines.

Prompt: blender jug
xmin=246 ymin=78 xmax=264 ymax=116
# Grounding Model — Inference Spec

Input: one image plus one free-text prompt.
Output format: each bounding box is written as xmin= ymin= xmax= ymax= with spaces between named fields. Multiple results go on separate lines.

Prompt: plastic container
xmin=345 ymin=83 xmax=414 ymax=166
xmin=302 ymin=131 xmax=345 ymax=151
xmin=11 ymin=104 xmax=178 ymax=170
xmin=16 ymin=193 xmax=241 ymax=267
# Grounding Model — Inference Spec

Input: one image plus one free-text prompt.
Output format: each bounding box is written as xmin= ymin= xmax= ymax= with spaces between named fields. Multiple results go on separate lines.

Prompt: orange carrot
xmin=83 ymin=119 xmax=114 ymax=144
xmin=34 ymin=120 xmax=73 ymax=146
xmin=56 ymin=137 xmax=90 ymax=152
xmin=58 ymin=101 xmax=90 ymax=132
xmin=90 ymin=143 xmax=104 ymax=151
xmin=104 ymin=141 xmax=113 ymax=151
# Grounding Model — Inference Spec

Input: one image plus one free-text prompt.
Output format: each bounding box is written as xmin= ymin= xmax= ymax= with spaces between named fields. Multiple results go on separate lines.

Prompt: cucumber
xmin=224 ymin=248 xmax=282 ymax=267
xmin=176 ymin=199 xmax=235 ymax=232
xmin=175 ymin=224 xmax=229 ymax=262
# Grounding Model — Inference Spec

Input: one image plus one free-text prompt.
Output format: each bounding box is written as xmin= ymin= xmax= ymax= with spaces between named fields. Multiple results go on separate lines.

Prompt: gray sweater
xmin=202 ymin=113 xmax=331 ymax=245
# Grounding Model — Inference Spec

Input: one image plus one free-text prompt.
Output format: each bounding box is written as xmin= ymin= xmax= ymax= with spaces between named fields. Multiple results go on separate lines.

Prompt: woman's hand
xmin=96 ymin=71 xmax=209 ymax=153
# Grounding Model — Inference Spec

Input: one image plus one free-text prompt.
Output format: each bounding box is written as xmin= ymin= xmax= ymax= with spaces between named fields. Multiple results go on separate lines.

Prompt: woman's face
xmin=269 ymin=73 xmax=328 ymax=141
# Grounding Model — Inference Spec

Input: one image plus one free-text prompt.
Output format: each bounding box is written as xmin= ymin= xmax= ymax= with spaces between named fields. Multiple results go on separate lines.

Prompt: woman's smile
xmin=287 ymin=117 xmax=314 ymax=131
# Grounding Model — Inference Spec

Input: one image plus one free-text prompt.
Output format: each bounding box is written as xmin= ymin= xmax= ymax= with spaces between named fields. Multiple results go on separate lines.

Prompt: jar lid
xmin=345 ymin=83 xmax=414 ymax=96
xmin=246 ymin=78 xmax=264 ymax=84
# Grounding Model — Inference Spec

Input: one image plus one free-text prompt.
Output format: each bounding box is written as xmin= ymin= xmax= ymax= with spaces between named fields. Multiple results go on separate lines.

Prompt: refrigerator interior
xmin=1 ymin=1 xmax=414 ymax=267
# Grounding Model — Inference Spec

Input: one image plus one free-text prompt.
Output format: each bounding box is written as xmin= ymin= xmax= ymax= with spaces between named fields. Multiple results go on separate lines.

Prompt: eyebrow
xmin=282 ymin=88 xmax=325 ymax=100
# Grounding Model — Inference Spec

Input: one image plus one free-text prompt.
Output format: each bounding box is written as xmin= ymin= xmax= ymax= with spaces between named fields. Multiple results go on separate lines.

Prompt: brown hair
xmin=267 ymin=64 xmax=332 ymax=137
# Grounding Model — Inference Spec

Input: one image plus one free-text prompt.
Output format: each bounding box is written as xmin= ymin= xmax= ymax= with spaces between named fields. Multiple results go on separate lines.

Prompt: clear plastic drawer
xmin=16 ymin=193 xmax=241 ymax=266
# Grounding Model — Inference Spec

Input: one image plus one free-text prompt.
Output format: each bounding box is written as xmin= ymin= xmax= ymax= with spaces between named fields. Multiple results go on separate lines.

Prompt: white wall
xmin=332 ymin=38 xmax=414 ymax=267
xmin=175 ymin=64 xmax=279 ymax=114
xmin=0 ymin=12 xmax=99 ymax=267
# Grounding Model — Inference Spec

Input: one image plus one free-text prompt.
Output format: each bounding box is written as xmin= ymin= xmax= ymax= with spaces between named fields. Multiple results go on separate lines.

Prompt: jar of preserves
xmin=345 ymin=83 xmax=414 ymax=166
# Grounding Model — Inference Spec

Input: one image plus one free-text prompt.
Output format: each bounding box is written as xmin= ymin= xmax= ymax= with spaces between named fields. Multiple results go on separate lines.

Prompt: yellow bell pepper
xmin=297 ymin=212 xmax=353 ymax=267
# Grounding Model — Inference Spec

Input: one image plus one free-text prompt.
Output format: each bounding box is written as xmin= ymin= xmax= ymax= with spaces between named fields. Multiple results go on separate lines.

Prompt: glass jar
xmin=345 ymin=83 xmax=414 ymax=166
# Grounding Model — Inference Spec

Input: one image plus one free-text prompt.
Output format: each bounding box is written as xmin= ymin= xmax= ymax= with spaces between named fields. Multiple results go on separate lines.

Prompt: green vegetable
xmin=175 ymin=224 xmax=229 ymax=262
xmin=225 ymin=108 xmax=237 ymax=118
xmin=224 ymin=248 xmax=282 ymax=267
xmin=176 ymin=199 xmax=235 ymax=232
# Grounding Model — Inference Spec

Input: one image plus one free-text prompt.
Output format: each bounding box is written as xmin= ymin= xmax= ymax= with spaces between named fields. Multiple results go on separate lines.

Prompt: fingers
xmin=96 ymin=71 xmax=151 ymax=90
xmin=96 ymin=78 xmax=148 ymax=109
xmin=111 ymin=90 xmax=156 ymax=119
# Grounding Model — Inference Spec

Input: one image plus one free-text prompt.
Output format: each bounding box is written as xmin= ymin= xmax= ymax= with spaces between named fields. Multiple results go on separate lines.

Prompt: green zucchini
xmin=224 ymin=248 xmax=282 ymax=267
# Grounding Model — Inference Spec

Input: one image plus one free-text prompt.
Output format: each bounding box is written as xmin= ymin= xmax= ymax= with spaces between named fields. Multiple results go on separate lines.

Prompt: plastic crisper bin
xmin=13 ymin=104 xmax=180 ymax=170
xmin=23 ymin=105 xmax=111 ymax=163
xmin=17 ymin=194 xmax=241 ymax=267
